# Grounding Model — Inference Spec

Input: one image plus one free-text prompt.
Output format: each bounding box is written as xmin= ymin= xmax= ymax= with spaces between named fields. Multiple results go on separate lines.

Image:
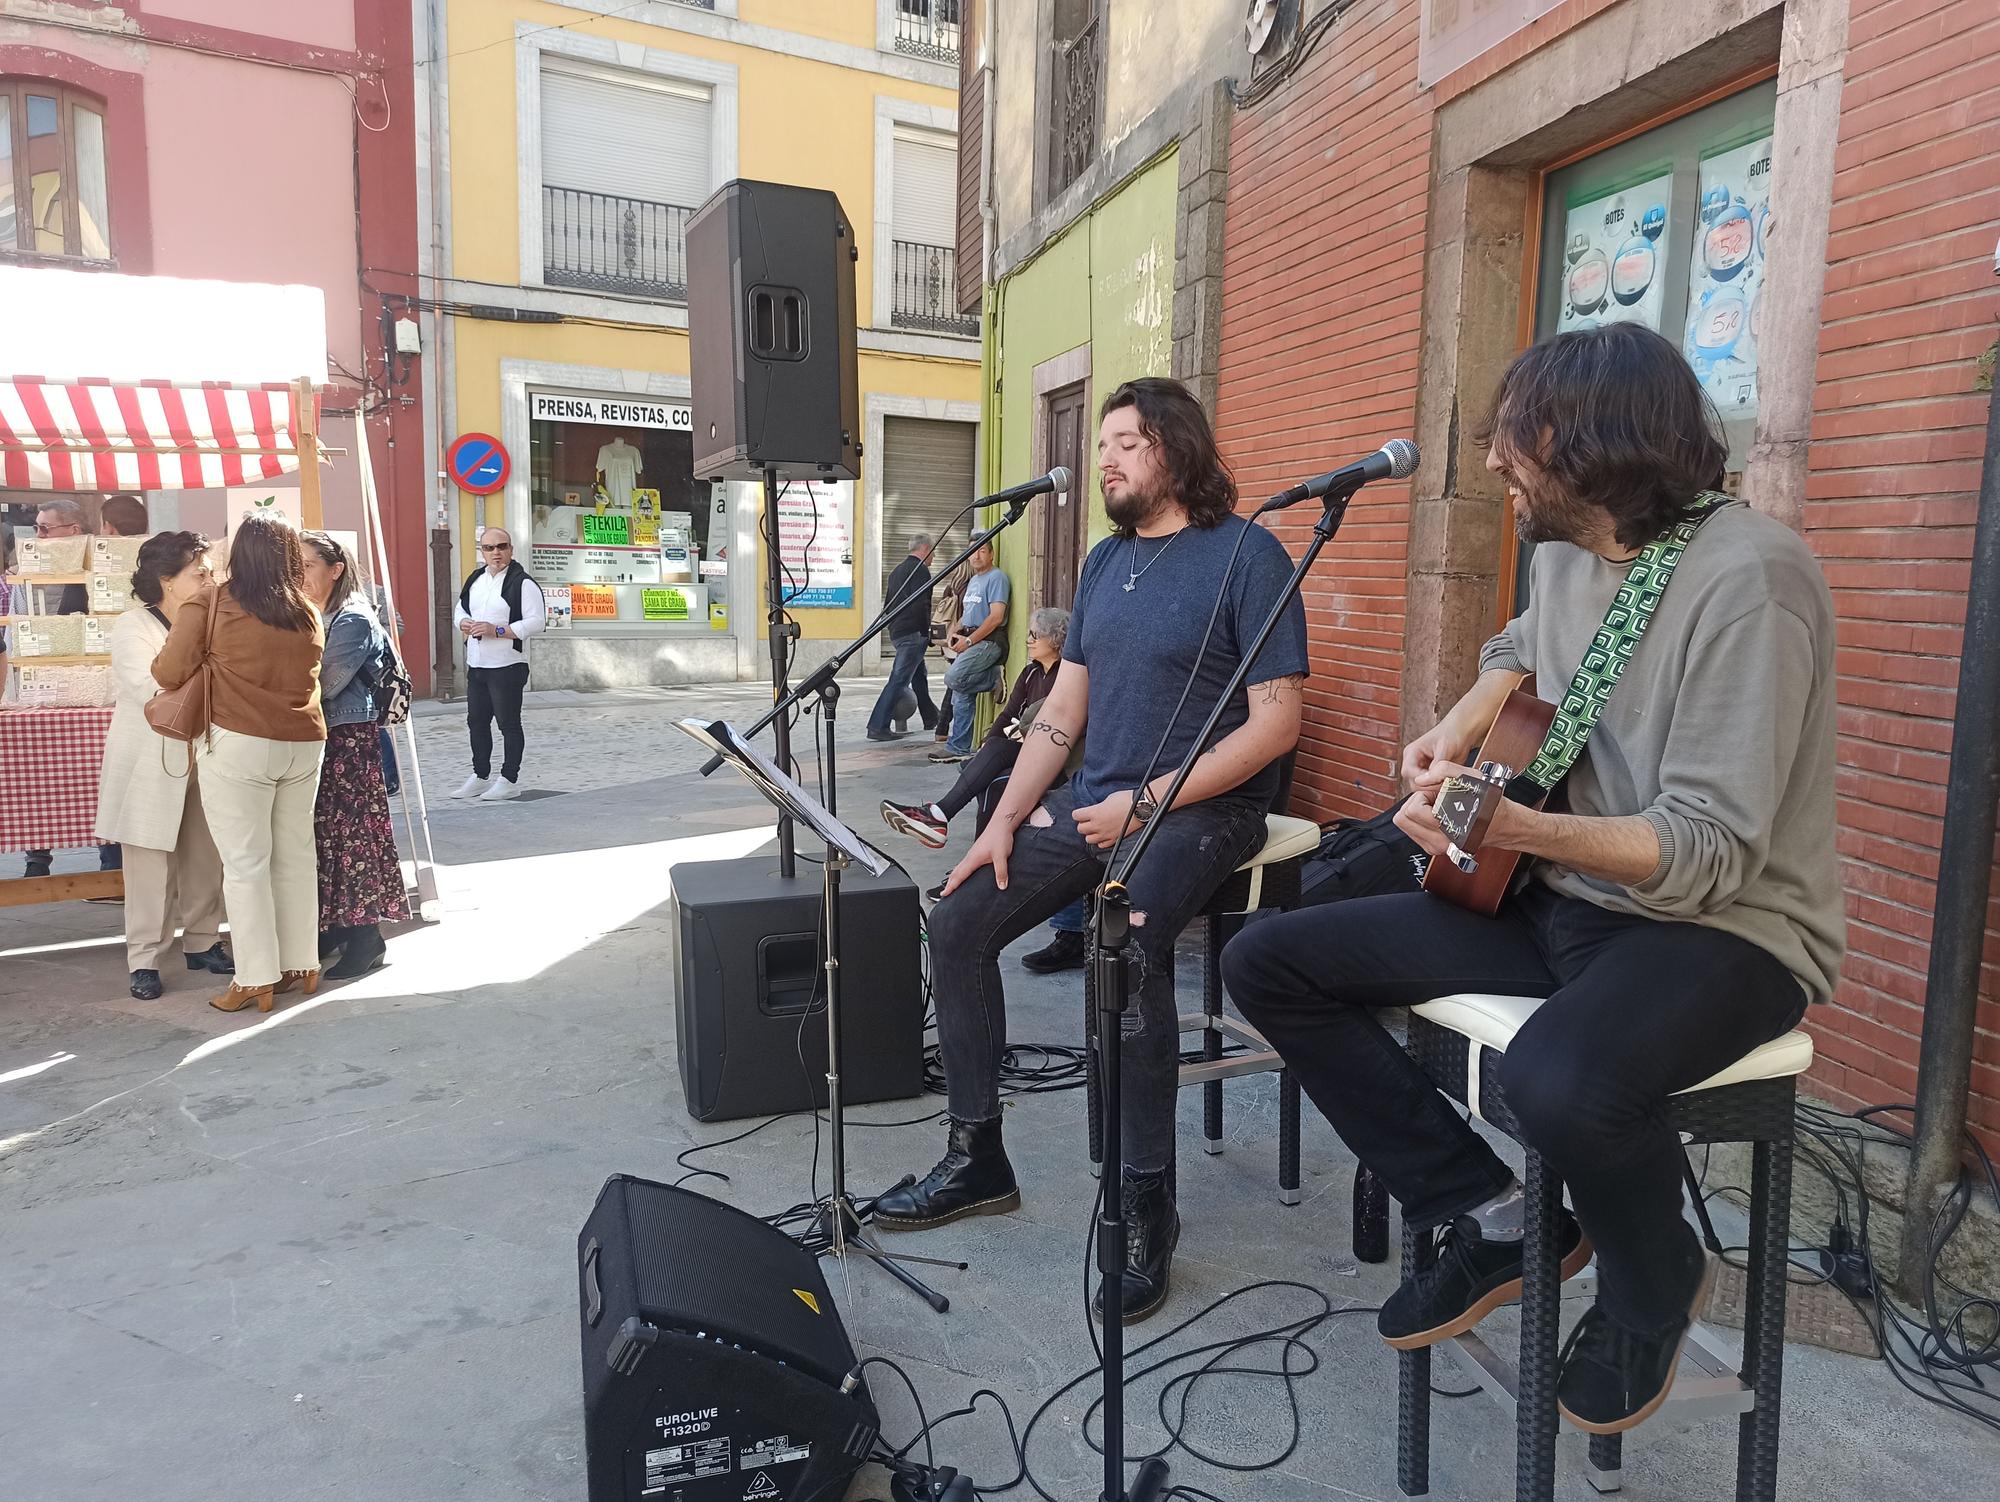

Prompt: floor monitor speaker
xmin=579 ymin=1174 xmax=878 ymax=1501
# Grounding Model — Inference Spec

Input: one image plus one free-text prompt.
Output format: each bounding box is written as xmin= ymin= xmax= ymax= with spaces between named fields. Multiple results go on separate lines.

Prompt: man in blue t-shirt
xmin=939 ymin=541 xmax=1011 ymax=755
xmin=874 ymin=377 xmax=1310 ymax=1326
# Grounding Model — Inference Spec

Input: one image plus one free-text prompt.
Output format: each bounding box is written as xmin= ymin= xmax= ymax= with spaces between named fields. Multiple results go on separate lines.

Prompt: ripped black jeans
xmin=927 ymin=784 xmax=1267 ymax=1172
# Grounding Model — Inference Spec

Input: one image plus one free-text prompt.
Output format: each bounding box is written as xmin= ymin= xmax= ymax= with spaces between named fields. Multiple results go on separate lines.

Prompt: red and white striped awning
xmin=0 ymin=376 xmax=307 ymax=492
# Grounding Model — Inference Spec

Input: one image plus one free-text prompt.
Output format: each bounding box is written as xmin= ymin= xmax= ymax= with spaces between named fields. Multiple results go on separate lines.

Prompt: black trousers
xmin=930 ymin=786 xmax=1266 ymax=1171
xmin=466 ymin=662 xmax=529 ymax=782
xmin=935 ymin=736 xmax=1017 ymax=819
xmin=1221 ymin=884 xmax=1806 ymax=1329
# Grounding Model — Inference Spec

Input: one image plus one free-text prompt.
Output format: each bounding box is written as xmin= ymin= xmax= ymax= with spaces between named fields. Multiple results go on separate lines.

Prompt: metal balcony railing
xmin=543 ymin=187 xmax=694 ymax=301
xmin=890 ymin=240 xmax=977 ymax=336
xmin=1050 ymin=15 xmax=1099 ymax=199
xmin=895 ymin=2 xmax=962 ymax=64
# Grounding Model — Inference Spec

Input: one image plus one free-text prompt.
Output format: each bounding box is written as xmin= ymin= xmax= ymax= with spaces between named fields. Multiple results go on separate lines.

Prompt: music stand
xmin=676 ymin=716 xmax=961 ymax=1312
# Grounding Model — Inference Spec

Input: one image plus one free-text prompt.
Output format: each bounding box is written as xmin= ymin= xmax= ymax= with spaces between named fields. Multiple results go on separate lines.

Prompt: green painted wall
xmin=981 ymin=148 xmax=1179 ymax=666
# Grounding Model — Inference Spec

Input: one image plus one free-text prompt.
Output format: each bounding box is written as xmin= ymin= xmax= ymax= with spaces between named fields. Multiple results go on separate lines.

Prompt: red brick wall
xmin=1803 ymin=0 xmax=2000 ymax=1144
xmin=1214 ymin=3 xmax=1433 ymax=824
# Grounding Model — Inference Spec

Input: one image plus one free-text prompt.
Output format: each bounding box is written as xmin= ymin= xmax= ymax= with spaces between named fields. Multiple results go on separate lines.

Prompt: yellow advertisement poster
xmin=643 ymin=587 xmax=692 ymax=622
xmin=631 ymin=488 xmax=662 ymax=547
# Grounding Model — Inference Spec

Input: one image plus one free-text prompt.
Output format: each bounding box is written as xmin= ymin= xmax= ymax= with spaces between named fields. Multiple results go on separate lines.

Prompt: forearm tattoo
xmin=1031 ymin=720 xmax=1074 ymax=748
xmin=1255 ymin=673 xmax=1306 ymax=706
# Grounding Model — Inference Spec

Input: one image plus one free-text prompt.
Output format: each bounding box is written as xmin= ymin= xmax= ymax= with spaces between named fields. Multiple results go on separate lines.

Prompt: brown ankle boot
xmin=211 ymin=982 xmax=275 ymax=1014
xmin=275 ymin=969 xmax=321 ymax=997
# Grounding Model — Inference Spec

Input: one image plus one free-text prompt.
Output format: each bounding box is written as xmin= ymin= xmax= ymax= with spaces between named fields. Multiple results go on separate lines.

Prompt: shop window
xmin=526 ymin=392 xmax=723 ymax=629
xmin=0 ymin=81 xmax=112 ymax=262
xmin=1518 ymin=79 xmax=1776 ymax=606
xmin=540 ymin=61 xmax=713 ymax=301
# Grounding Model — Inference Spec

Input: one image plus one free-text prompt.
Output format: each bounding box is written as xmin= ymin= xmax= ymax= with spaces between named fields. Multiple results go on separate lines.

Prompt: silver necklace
xmin=1124 ymin=528 xmax=1187 ymax=591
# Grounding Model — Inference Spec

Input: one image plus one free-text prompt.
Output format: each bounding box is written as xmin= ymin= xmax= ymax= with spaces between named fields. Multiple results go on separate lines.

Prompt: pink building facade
xmin=0 ymin=0 xmax=428 ymax=686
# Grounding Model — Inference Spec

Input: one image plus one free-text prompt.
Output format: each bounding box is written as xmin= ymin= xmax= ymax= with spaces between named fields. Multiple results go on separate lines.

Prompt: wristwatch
xmin=1132 ymin=787 xmax=1161 ymax=825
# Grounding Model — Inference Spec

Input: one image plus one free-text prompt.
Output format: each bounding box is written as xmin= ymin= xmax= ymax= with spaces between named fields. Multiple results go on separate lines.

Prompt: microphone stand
xmin=1090 ymin=482 xmax=1359 ymax=1502
xmin=694 ymin=484 xmax=1047 ymax=1308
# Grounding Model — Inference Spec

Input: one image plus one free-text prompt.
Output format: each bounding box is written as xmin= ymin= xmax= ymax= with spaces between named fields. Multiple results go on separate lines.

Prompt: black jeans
xmin=466 ymin=662 xmax=529 ymax=781
xmin=867 ymin=635 xmax=937 ymax=734
xmin=929 ymin=785 xmax=1266 ymax=1173
xmin=936 ymin=736 xmax=1017 ymax=819
xmin=1221 ymin=884 xmax=1806 ymax=1328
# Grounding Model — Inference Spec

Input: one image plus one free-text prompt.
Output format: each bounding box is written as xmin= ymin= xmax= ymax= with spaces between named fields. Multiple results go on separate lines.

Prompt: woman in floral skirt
xmin=299 ymin=532 xmax=407 ymax=978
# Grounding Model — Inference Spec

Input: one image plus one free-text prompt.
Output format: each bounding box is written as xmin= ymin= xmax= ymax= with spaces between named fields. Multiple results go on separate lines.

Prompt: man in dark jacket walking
xmin=866 ymin=532 xmax=939 ymax=741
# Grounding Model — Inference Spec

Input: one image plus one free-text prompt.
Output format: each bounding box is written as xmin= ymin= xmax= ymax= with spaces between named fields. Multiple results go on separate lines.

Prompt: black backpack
xmin=1296 ymin=805 xmax=1428 ymax=907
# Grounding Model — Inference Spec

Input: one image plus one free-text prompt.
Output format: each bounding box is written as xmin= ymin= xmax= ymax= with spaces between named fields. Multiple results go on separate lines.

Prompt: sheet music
xmin=675 ymin=717 xmax=890 ymax=877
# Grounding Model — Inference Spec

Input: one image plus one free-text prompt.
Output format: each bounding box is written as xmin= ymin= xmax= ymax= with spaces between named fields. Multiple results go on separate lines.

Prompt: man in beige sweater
xmin=1224 ymin=323 xmax=1842 ymax=1434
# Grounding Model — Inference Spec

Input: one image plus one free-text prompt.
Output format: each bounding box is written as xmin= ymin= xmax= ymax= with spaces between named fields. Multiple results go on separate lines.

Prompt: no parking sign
xmin=446 ymin=432 xmax=510 ymax=495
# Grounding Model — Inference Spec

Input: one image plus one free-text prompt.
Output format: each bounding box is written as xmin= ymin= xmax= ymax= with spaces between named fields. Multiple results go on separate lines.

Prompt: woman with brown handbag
xmin=94 ymin=531 xmax=233 ymax=1000
xmin=153 ymin=516 xmax=327 ymax=1013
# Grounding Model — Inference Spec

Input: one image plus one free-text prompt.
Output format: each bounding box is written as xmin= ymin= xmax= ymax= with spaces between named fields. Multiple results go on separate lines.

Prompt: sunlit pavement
xmin=1 ymin=681 xmax=1991 ymax=1500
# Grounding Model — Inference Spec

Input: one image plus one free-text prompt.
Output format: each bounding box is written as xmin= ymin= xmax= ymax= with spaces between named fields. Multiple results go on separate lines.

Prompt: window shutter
xmin=956 ymin=13 xmax=983 ymax=314
xmin=881 ymin=417 xmax=977 ymax=601
xmin=541 ymin=65 xmax=712 ymax=210
xmin=891 ymin=132 xmax=957 ymax=247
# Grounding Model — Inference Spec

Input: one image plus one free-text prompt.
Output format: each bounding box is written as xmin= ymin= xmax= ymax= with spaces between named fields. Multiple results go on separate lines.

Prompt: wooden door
xmin=1033 ymin=382 xmax=1089 ymax=613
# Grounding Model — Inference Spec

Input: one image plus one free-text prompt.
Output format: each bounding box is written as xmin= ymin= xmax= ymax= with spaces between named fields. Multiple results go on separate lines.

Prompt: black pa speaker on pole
xmin=579 ymin=1174 xmax=879 ymax=1501
xmin=687 ymin=181 xmax=861 ymax=481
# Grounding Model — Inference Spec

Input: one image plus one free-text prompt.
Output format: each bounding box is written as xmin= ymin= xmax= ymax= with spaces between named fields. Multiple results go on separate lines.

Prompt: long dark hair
xmin=300 ymin=530 xmax=358 ymax=616
xmin=1099 ymin=377 xmax=1237 ymax=534
xmin=225 ymin=516 xmax=320 ymax=633
xmin=1476 ymin=323 xmax=1728 ymax=550
xmin=130 ymin=531 xmax=209 ymax=606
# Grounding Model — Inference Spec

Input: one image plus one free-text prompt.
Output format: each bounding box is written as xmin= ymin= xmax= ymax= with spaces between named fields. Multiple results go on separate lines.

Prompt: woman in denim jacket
xmin=300 ymin=532 xmax=409 ymax=979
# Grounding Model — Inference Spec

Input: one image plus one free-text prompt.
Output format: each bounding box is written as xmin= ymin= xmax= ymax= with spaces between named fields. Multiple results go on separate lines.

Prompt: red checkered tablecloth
xmin=0 ymin=705 xmax=114 ymax=852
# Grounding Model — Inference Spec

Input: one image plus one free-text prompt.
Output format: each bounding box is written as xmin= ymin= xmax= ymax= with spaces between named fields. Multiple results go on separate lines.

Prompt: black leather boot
xmin=872 ymin=1116 xmax=1020 ymax=1231
xmin=1093 ymin=1167 xmax=1180 ymax=1325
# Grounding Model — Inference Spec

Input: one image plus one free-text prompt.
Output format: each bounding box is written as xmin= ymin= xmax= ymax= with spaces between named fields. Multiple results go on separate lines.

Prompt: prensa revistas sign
xmin=529 ymin=392 xmax=692 ymax=430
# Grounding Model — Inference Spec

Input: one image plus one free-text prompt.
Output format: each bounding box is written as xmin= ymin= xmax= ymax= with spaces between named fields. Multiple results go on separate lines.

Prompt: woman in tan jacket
xmin=154 ymin=516 xmax=326 ymax=1013
xmin=95 ymin=531 xmax=233 ymax=1000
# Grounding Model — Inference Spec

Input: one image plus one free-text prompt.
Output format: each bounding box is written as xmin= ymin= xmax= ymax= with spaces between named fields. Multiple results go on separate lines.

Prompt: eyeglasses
xmin=479 ymin=542 xmax=512 ymax=552
xmin=35 ymin=521 xmax=82 ymax=537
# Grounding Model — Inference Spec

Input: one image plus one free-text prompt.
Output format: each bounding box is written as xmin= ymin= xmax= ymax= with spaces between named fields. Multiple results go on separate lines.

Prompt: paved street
xmin=1 ymin=681 xmax=1990 ymax=1500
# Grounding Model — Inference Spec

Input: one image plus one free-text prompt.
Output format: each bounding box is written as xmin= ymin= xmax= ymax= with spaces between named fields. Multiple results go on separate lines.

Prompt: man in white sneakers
xmin=452 ymin=528 xmax=546 ymax=801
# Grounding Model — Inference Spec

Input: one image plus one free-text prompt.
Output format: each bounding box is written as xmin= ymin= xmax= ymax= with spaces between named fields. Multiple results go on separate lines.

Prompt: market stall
xmin=0 ymin=266 xmax=433 ymax=914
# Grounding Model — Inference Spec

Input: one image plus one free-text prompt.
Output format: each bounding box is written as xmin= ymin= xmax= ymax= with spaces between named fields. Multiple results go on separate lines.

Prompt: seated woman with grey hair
xmin=881 ymin=604 xmax=1088 ymax=971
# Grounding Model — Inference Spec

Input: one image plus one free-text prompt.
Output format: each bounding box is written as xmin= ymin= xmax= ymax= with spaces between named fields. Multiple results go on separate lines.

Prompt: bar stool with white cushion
xmin=1394 ymin=992 xmax=1812 ymax=1502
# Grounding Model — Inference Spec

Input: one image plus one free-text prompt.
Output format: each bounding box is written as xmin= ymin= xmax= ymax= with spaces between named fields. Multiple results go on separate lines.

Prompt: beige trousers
xmin=122 ymin=772 xmax=228 ymax=972
xmin=196 ymin=727 xmax=324 ymax=989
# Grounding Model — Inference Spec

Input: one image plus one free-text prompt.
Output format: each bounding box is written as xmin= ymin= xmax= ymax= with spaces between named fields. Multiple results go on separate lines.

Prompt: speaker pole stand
xmin=762 ymin=465 xmax=798 ymax=878
xmin=811 ymin=678 xmax=962 ymax=1313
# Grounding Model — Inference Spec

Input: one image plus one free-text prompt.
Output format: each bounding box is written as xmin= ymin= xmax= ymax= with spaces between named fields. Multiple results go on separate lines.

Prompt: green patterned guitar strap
xmin=1518 ymin=491 xmax=1730 ymax=795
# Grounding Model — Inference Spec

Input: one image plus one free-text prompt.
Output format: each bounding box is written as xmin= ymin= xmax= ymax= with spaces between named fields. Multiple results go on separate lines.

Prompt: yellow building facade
xmin=427 ymin=0 xmax=980 ymax=688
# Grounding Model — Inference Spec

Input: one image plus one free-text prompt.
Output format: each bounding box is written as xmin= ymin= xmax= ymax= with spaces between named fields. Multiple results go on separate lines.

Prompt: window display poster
xmin=1557 ymin=169 xmax=1672 ymax=336
xmin=1683 ymin=128 xmax=1773 ymax=418
xmin=570 ymin=584 xmax=618 ymax=619
xmin=642 ymin=586 xmax=697 ymax=622
xmin=775 ymin=480 xmax=855 ymax=608
xmin=528 ymin=543 xmax=662 ymax=586
xmin=544 ymin=584 xmax=573 ymax=630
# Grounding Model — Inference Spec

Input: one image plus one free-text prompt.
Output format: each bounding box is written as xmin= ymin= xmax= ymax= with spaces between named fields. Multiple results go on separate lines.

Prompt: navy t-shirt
xmin=1063 ymin=513 xmax=1309 ymax=812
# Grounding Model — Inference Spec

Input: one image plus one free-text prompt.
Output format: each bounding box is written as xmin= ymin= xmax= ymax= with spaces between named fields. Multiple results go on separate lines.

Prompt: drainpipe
xmin=979 ymin=0 xmax=998 ymax=306
xmin=1896 ymin=252 xmax=2000 ymax=1296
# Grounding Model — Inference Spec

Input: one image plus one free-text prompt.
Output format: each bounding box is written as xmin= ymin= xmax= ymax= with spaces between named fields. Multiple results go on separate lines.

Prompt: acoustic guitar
xmin=1419 ymin=687 xmax=1558 ymax=916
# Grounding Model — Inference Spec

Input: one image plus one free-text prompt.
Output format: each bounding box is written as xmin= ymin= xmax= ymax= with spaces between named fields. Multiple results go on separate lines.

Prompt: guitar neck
xmin=1420 ymin=687 xmax=1557 ymax=916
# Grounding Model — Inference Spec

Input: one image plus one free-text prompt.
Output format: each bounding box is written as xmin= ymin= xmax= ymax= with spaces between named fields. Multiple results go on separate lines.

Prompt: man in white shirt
xmin=452 ymin=528 xmax=547 ymax=801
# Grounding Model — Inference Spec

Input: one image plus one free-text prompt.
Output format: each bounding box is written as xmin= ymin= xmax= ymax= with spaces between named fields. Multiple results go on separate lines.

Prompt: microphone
xmin=1262 ymin=439 xmax=1419 ymax=511
xmin=984 ymin=466 xmax=1072 ymax=511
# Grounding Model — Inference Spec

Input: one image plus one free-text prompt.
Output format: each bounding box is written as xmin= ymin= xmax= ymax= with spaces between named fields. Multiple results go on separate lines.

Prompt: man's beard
xmin=1510 ymin=479 xmax=1597 ymax=546
xmin=1106 ymin=475 xmax=1171 ymax=532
